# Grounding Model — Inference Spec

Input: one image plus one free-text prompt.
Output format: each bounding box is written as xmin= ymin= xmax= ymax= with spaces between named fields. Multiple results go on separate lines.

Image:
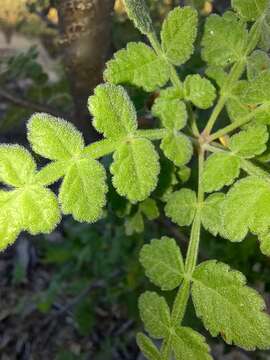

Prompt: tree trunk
xmin=57 ymin=0 xmax=114 ymax=141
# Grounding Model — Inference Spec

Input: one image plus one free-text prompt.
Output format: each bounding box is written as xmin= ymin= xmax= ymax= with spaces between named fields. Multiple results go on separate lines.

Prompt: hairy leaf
xmin=140 ymin=237 xmax=184 ymax=291
xmin=202 ymin=153 xmax=241 ymax=193
xmin=123 ymin=0 xmax=153 ymax=34
xmin=259 ymin=232 xmax=270 ymax=256
xmin=0 ymin=145 xmax=36 ymax=187
xmin=88 ymin=84 xmax=137 ymax=139
xmin=136 ymin=333 xmax=161 ymax=360
xmin=232 ymin=0 xmax=269 ymax=21
xmin=165 ymin=188 xmax=197 ymax=226
xmin=247 ymin=50 xmax=270 ymax=81
xmin=202 ymin=12 xmax=248 ymax=67
xmin=171 ymin=327 xmax=212 ymax=360
xmin=28 ymin=113 xmax=84 ymax=160
xmin=35 ymin=161 xmax=68 ymax=186
xmin=192 ymin=260 xmax=270 ymax=350
xmin=202 ymin=193 xmax=225 ymax=236
xmin=59 ymin=159 xmax=107 ymax=223
xmin=241 ymin=70 xmax=270 ymax=105
xmin=161 ymin=132 xmax=193 ymax=167
xmin=229 ymin=125 xmax=268 ymax=158
xmin=184 ymin=75 xmax=216 ymax=109
xmin=161 ymin=7 xmax=198 ymax=66
xmin=222 ymin=177 xmax=270 ymax=241
xmin=139 ymin=198 xmax=159 ymax=220
xmin=139 ymin=291 xmax=171 ymax=339
xmin=111 ymin=138 xmax=160 ymax=202
xmin=104 ymin=42 xmax=170 ymax=92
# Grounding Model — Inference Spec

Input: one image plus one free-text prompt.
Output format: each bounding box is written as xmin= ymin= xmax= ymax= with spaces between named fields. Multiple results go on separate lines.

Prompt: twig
xmin=0 ymin=88 xmax=67 ymax=119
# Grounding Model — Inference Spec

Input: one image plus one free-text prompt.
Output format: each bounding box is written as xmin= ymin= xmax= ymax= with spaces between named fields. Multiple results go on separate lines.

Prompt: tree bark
xmin=57 ymin=0 xmax=114 ymax=141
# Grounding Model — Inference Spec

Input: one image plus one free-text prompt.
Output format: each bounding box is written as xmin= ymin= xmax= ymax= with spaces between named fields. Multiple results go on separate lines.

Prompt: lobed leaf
xmin=228 ymin=124 xmax=269 ymax=158
xmin=165 ymin=188 xmax=197 ymax=226
xmin=59 ymin=158 xmax=107 ymax=223
xmin=140 ymin=237 xmax=184 ymax=291
xmin=0 ymin=145 xmax=36 ymax=187
xmin=232 ymin=0 xmax=269 ymax=21
xmin=192 ymin=260 xmax=270 ymax=350
xmin=171 ymin=327 xmax=213 ymax=360
xmin=241 ymin=69 xmax=270 ymax=105
xmin=88 ymin=84 xmax=137 ymax=139
xmin=184 ymin=75 xmax=216 ymax=109
xmin=111 ymin=138 xmax=160 ymax=202
xmin=139 ymin=198 xmax=159 ymax=220
xmin=202 ymin=153 xmax=241 ymax=193
xmin=222 ymin=176 xmax=270 ymax=241
xmin=136 ymin=333 xmax=161 ymax=360
xmin=202 ymin=193 xmax=225 ymax=236
xmin=123 ymin=0 xmax=153 ymax=35
xmin=138 ymin=291 xmax=171 ymax=339
xmin=161 ymin=7 xmax=198 ymax=66
xmin=202 ymin=12 xmax=248 ymax=67
xmin=28 ymin=113 xmax=84 ymax=161
xmin=104 ymin=42 xmax=170 ymax=92
xmin=161 ymin=132 xmax=193 ymax=167
xmin=259 ymin=232 xmax=270 ymax=256
xmin=247 ymin=50 xmax=270 ymax=81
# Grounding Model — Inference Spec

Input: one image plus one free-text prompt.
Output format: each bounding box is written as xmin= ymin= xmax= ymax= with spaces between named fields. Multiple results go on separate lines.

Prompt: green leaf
xmin=20 ymin=185 xmax=61 ymax=235
xmin=202 ymin=193 xmax=225 ymax=236
xmin=177 ymin=166 xmax=191 ymax=184
xmin=140 ymin=237 xmax=184 ymax=291
xmin=165 ymin=188 xmax=197 ymax=226
xmin=222 ymin=176 xmax=270 ymax=241
xmin=192 ymin=260 xmax=270 ymax=350
xmin=104 ymin=42 xmax=170 ymax=92
xmin=171 ymin=327 xmax=212 ymax=360
xmin=136 ymin=333 xmax=161 ymax=360
xmin=161 ymin=7 xmax=198 ymax=66
xmin=125 ymin=211 xmax=144 ymax=235
xmin=206 ymin=66 xmax=228 ymax=88
xmin=232 ymin=0 xmax=269 ymax=21
xmin=59 ymin=158 xmax=107 ymax=223
xmin=139 ymin=198 xmax=159 ymax=220
xmin=202 ymin=12 xmax=248 ymax=67
xmin=202 ymin=153 xmax=241 ymax=193
xmin=0 ymin=145 xmax=36 ymax=187
xmin=241 ymin=70 xmax=270 ymax=105
xmin=123 ymin=0 xmax=153 ymax=34
xmin=35 ymin=161 xmax=68 ymax=186
xmin=152 ymin=91 xmax=187 ymax=130
xmin=229 ymin=124 xmax=269 ymax=158
xmin=138 ymin=291 xmax=171 ymax=339
xmin=184 ymin=75 xmax=216 ymax=109
xmin=247 ymin=50 xmax=270 ymax=81
xmin=259 ymin=232 xmax=270 ymax=256
xmin=111 ymin=138 xmax=160 ymax=202
xmin=88 ymin=84 xmax=137 ymax=139
xmin=161 ymin=132 xmax=193 ymax=167
xmin=28 ymin=113 xmax=84 ymax=160
xmin=259 ymin=11 xmax=270 ymax=51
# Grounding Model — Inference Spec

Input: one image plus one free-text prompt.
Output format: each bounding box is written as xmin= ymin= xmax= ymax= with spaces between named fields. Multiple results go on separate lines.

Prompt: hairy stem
xmin=135 ymin=128 xmax=167 ymax=140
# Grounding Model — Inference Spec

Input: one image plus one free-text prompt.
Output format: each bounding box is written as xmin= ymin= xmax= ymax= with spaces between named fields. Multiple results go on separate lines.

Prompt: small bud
xmin=123 ymin=0 xmax=153 ymax=35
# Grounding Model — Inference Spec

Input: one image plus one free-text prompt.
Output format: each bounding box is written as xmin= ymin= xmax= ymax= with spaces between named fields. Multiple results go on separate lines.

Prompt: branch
xmin=0 ymin=88 xmax=68 ymax=119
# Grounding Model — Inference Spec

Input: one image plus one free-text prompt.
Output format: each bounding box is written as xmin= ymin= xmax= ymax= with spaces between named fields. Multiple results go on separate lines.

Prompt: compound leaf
xmin=152 ymin=91 xmax=187 ymax=130
xmin=171 ymin=327 xmax=213 ymax=360
xmin=28 ymin=113 xmax=84 ymax=161
xmin=59 ymin=158 xmax=107 ymax=223
xmin=140 ymin=237 xmax=184 ymax=291
xmin=202 ymin=193 xmax=225 ymax=236
xmin=165 ymin=188 xmax=197 ymax=226
xmin=104 ymin=42 xmax=170 ymax=92
xmin=229 ymin=125 xmax=269 ymax=158
xmin=192 ymin=260 xmax=270 ymax=350
xmin=184 ymin=75 xmax=216 ymax=109
xmin=161 ymin=132 xmax=193 ymax=167
xmin=111 ymin=138 xmax=159 ymax=202
xmin=161 ymin=7 xmax=198 ymax=66
xmin=202 ymin=153 xmax=241 ymax=193
xmin=247 ymin=50 xmax=270 ymax=81
xmin=232 ymin=0 xmax=269 ymax=21
xmin=139 ymin=291 xmax=171 ymax=339
xmin=202 ymin=12 xmax=248 ymax=67
xmin=0 ymin=145 xmax=36 ymax=187
xmin=222 ymin=176 xmax=270 ymax=241
xmin=88 ymin=84 xmax=137 ymax=139
xmin=20 ymin=185 xmax=61 ymax=235
xmin=123 ymin=0 xmax=153 ymax=35
xmin=136 ymin=333 xmax=161 ymax=360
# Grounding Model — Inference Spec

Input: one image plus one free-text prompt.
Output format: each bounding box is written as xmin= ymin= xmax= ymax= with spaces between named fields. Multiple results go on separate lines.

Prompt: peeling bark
xmin=57 ymin=0 xmax=114 ymax=140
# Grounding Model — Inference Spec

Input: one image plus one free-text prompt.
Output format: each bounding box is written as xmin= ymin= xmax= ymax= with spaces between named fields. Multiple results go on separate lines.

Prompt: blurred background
xmin=0 ymin=1 xmax=270 ymax=359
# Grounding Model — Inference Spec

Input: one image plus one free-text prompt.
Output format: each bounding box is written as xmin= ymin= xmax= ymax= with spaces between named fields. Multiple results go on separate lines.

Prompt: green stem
xmin=209 ymin=103 xmax=270 ymax=142
xmin=83 ymin=139 xmax=118 ymax=159
xmin=240 ymin=158 xmax=270 ymax=180
xmin=171 ymin=279 xmax=191 ymax=326
xmin=135 ymin=128 xmax=167 ymax=140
